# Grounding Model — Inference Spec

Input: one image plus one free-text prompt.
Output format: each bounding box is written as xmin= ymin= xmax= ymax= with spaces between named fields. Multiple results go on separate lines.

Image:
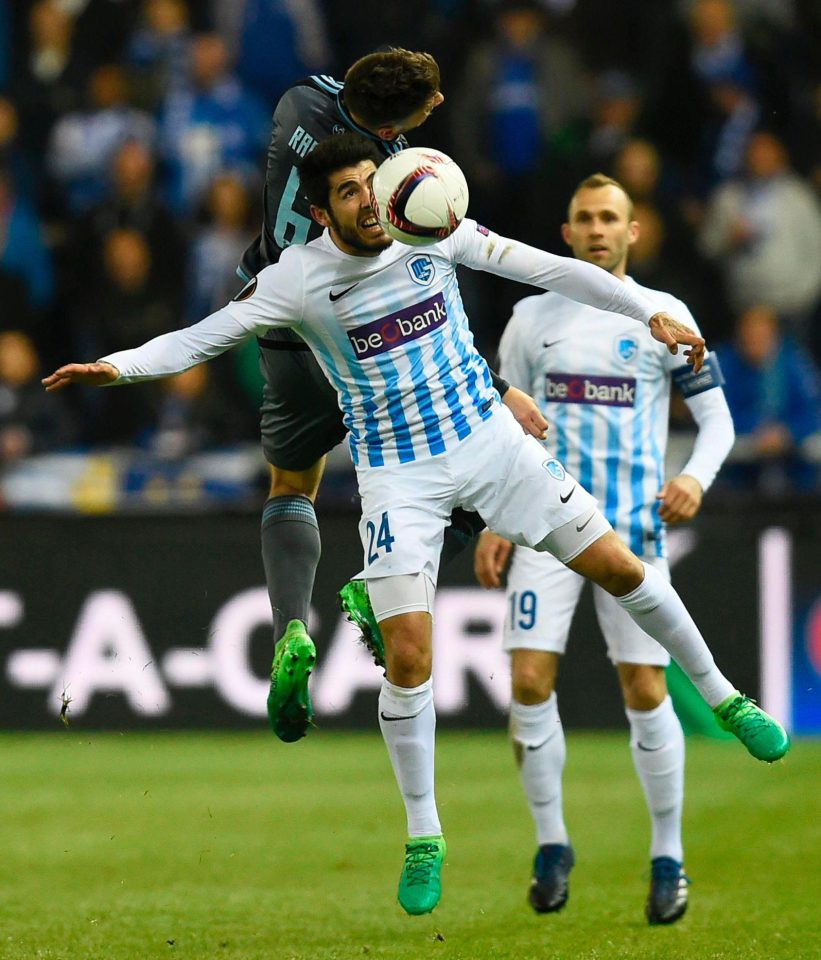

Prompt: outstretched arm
xmin=452 ymin=222 xmax=705 ymax=371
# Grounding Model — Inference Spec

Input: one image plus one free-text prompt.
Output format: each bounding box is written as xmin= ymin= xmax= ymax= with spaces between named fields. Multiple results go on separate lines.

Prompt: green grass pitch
xmin=1 ymin=730 xmax=819 ymax=960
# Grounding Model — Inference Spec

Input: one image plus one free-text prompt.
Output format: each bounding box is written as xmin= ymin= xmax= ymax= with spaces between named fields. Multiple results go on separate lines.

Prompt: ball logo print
xmin=372 ymin=147 xmax=469 ymax=246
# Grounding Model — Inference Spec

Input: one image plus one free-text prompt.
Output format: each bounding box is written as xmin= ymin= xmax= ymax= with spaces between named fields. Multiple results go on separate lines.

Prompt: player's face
xmin=562 ymin=185 xmax=638 ymax=278
xmin=319 ymin=160 xmax=393 ymax=257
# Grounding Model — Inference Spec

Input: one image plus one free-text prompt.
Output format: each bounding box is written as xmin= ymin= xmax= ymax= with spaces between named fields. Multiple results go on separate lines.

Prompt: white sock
xmin=378 ymin=677 xmax=441 ymax=838
xmin=626 ymin=696 xmax=685 ymax=862
xmin=509 ymin=694 xmax=569 ymax=846
xmin=616 ymin=563 xmax=735 ymax=707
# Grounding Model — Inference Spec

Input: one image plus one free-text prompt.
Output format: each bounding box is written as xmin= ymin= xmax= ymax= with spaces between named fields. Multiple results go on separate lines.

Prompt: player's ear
xmin=310 ymin=204 xmax=331 ymax=228
xmin=374 ymin=123 xmax=398 ymax=140
xmin=560 ymin=222 xmax=572 ymax=248
xmin=627 ymin=219 xmax=640 ymax=247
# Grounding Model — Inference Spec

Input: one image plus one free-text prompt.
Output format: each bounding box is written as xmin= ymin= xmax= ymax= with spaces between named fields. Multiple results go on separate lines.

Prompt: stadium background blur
xmin=1 ymin=0 xmax=820 ymax=738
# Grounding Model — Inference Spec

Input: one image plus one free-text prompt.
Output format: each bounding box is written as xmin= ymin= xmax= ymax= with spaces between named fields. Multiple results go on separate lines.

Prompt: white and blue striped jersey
xmin=498 ymin=279 xmax=711 ymax=557
xmin=102 ymin=222 xmax=659 ymax=468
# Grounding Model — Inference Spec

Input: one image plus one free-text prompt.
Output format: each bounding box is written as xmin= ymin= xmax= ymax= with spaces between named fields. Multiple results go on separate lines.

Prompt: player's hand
xmin=649 ymin=313 xmax=705 ymax=373
xmin=656 ymin=474 xmax=703 ymax=523
xmin=42 ymin=362 xmax=120 ymax=392
xmin=474 ymin=530 xmax=514 ymax=589
xmin=502 ymin=385 xmax=549 ymax=440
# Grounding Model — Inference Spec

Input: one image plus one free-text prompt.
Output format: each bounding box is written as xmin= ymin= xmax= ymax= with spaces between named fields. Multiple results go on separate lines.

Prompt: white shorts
xmin=504 ymin=548 xmax=671 ymax=666
xmin=355 ymin=404 xmax=599 ymax=587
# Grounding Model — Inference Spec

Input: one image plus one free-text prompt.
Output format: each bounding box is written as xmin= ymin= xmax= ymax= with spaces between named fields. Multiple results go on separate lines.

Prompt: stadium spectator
xmin=67 ymin=139 xmax=186 ymax=310
xmin=628 ymin=200 xmax=727 ymax=339
xmin=213 ymin=0 xmax=332 ymax=104
xmin=126 ymin=0 xmax=192 ymax=109
xmin=47 ymin=63 xmax=156 ymax=213
xmin=11 ymin=1 xmax=88 ymax=163
xmin=612 ymin=138 xmax=692 ymax=260
xmin=451 ymin=0 xmax=590 ymax=244
xmin=698 ymin=130 xmax=821 ymax=343
xmin=158 ymin=32 xmax=268 ymax=216
xmin=0 ymin=330 xmax=76 ymax=465
xmin=186 ymin=171 xmax=254 ymax=324
xmin=0 ymin=167 xmax=54 ymax=314
xmin=0 ymin=0 xmax=9 ymax=91
xmin=143 ymin=363 xmax=256 ymax=460
xmin=718 ymin=303 xmax=821 ymax=494
xmin=584 ymin=70 xmax=644 ymax=171
xmin=71 ymin=227 xmax=175 ymax=445
xmin=0 ymin=96 xmax=37 ymax=203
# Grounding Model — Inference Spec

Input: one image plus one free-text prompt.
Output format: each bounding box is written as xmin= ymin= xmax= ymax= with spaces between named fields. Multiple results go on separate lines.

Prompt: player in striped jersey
xmin=237 ymin=48 xmax=546 ymax=743
xmin=474 ymin=174 xmax=736 ymax=923
xmin=43 ymin=136 xmax=788 ymax=917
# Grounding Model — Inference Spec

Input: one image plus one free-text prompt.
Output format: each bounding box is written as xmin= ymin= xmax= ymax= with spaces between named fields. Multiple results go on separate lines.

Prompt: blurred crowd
xmin=1 ymin=0 xmax=820 ymax=499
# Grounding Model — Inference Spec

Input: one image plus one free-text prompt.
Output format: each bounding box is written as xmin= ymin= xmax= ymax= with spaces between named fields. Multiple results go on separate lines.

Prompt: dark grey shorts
xmin=258 ymin=329 xmax=347 ymax=471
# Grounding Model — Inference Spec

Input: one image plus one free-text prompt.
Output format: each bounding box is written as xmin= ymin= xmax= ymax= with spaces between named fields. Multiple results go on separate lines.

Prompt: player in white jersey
xmin=474 ymin=174 xmax=736 ymax=924
xmin=43 ymin=135 xmax=788 ymax=917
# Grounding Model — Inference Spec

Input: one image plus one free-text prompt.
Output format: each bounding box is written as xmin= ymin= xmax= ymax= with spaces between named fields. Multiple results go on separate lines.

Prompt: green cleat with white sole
xmin=267 ymin=620 xmax=316 ymax=743
xmin=713 ymin=692 xmax=790 ymax=762
xmin=339 ymin=579 xmax=385 ymax=669
xmin=398 ymin=835 xmax=447 ymax=916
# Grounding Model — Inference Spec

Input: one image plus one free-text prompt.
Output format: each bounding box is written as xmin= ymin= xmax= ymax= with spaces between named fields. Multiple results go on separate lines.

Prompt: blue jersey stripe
xmin=649 ymin=408 xmax=665 ymax=557
xmin=304 ymin=326 xmax=381 ymax=468
xmin=429 ymin=326 xmax=472 ymax=440
xmin=552 ymin=401 xmax=569 ymax=467
xmin=603 ymin=406 xmax=621 ymax=527
xmin=577 ymin=405 xmax=595 ymax=499
xmin=373 ymin=353 xmax=416 ymax=463
xmin=405 ymin=344 xmax=446 ymax=456
xmin=628 ymin=379 xmax=646 ymax=554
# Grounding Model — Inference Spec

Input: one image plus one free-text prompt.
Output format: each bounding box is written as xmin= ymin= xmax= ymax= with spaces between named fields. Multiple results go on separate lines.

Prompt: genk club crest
xmin=543 ymin=459 xmax=566 ymax=481
xmin=406 ymin=254 xmax=435 ymax=286
xmin=614 ymin=334 xmax=639 ymax=364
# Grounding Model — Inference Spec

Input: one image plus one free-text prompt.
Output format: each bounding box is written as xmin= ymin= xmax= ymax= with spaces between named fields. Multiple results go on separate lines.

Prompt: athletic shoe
xmin=339 ymin=579 xmax=385 ymax=668
xmin=529 ymin=843 xmax=575 ymax=913
xmin=646 ymin=857 xmax=689 ymax=925
xmin=397 ymin=835 xmax=447 ymax=915
xmin=713 ymin=692 xmax=790 ymax=762
xmin=266 ymin=620 xmax=316 ymax=743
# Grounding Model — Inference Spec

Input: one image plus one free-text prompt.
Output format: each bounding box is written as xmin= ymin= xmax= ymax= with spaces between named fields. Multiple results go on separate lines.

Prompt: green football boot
xmin=398 ymin=836 xmax=447 ymax=916
xmin=713 ymin=692 xmax=790 ymax=762
xmin=266 ymin=620 xmax=316 ymax=743
xmin=338 ymin=579 xmax=385 ymax=668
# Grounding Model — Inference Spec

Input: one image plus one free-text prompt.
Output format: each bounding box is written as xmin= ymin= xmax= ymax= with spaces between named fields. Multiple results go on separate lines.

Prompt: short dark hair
xmin=298 ymin=133 xmax=383 ymax=209
xmin=343 ymin=48 xmax=440 ymax=128
xmin=569 ymin=172 xmax=634 ymax=219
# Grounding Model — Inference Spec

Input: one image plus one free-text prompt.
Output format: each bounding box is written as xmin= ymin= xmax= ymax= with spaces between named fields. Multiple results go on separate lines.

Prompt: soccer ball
xmin=371 ymin=147 xmax=469 ymax=246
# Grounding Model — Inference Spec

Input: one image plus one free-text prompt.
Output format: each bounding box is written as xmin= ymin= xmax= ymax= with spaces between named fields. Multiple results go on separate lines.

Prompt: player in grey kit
xmin=239 ymin=49 xmax=546 ymax=743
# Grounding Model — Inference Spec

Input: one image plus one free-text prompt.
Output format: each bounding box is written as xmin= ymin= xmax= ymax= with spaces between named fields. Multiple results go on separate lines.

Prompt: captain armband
xmin=671 ymin=353 xmax=725 ymax=398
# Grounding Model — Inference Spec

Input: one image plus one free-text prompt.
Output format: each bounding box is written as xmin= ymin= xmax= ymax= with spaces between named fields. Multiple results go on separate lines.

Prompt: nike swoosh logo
xmin=543 ymin=341 xmax=559 ymax=349
xmin=525 ymin=733 xmax=556 ymax=751
xmin=380 ymin=710 xmax=423 ymax=722
xmin=576 ymin=514 xmax=594 ymax=533
xmin=637 ymin=741 xmax=664 ymax=752
xmin=329 ymin=282 xmax=360 ymax=302
xmin=559 ymin=486 xmax=576 ymax=504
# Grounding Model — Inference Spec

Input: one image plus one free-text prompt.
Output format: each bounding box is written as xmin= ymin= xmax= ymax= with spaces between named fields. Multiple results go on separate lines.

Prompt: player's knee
xmin=621 ymin=664 xmax=667 ymax=710
xmin=599 ymin=549 xmax=644 ymax=597
xmin=381 ymin=611 xmax=433 ymax=686
xmin=511 ymin=659 xmax=554 ymax=705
